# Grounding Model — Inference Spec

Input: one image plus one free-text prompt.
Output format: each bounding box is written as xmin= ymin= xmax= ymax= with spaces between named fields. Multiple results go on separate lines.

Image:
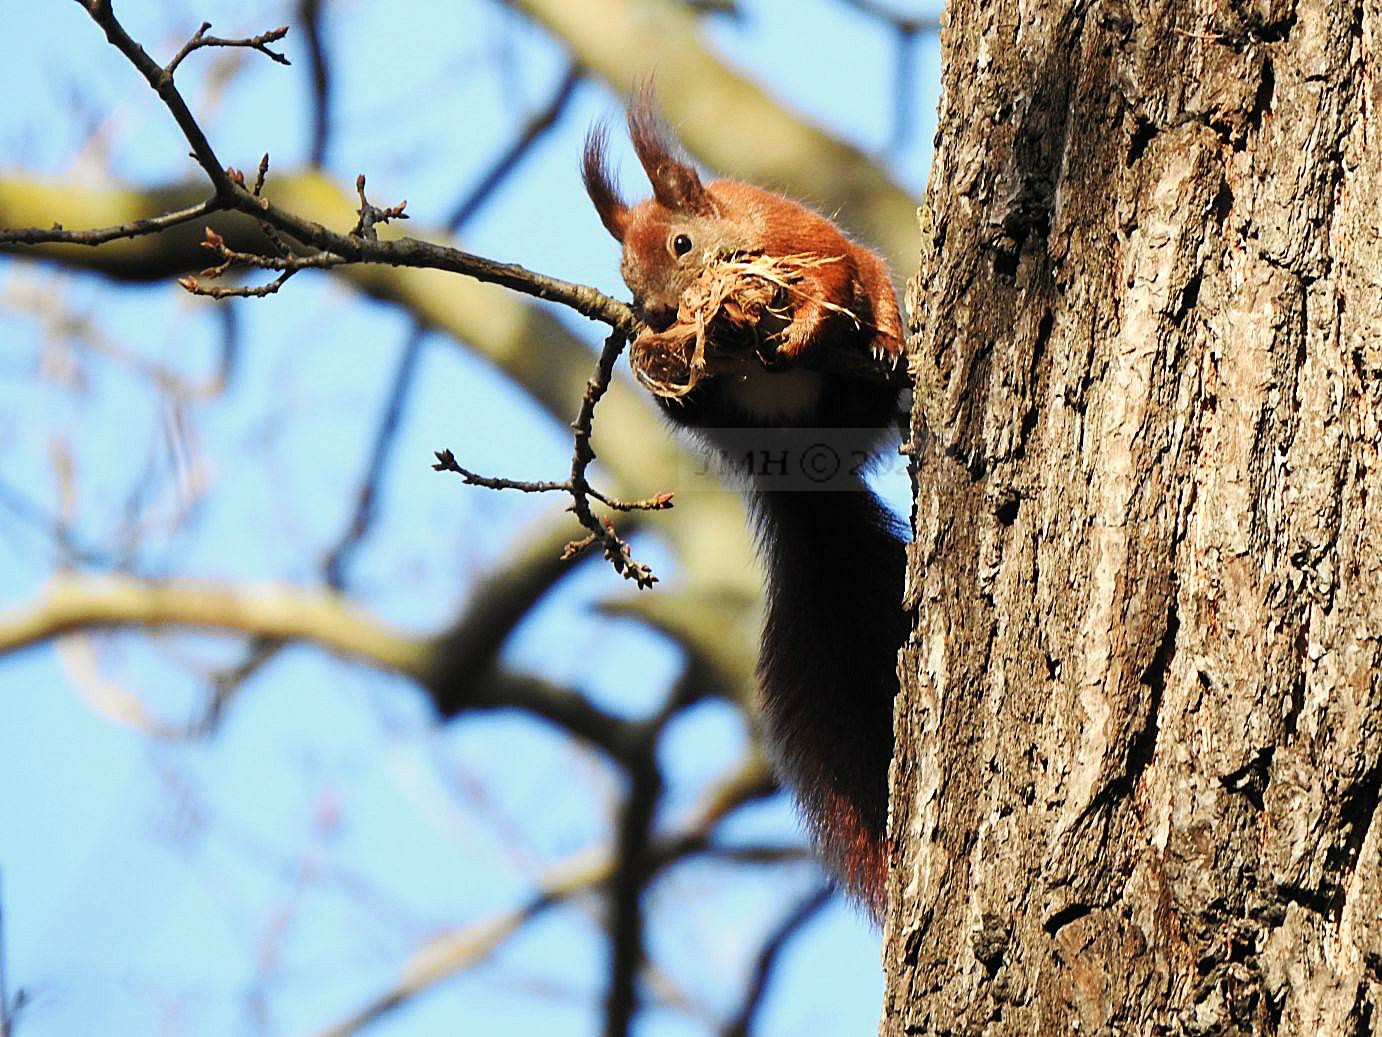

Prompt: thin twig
xmin=446 ymin=63 xmax=582 ymax=230
xmin=77 ymin=1 xmax=232 ymax=191
xmin=164 ymin=20 xmax=290 ymax=77
xmin=721 ymin=884 xmax=835 ymax=1037
xmin=55 ymin=0 xmax=657 ymax=584
xmin=323 ymin=330 xmax=427 ymax=589
xmin=321 ymin=69 xmax=586 ymax=590
xmin=311 ymin=752 xmax=779 ymax=1037
xmin=431 ymin=458 xmax=586 ymax=498
xmin=433 ymin=330 xmax=670 ymax=589
xmin=351 ymin=174 xmax=408 ymax=239
xmin=193 ymin=223 xmax=343 ymax=273
xmin=180 ymin=267 xmax=297 ymax=298
xmin=243 ymin=155 xmax=296 ymax=259
xmin=431 ymin=451 xmax=672 ymax=513
xmin=295 ymin=0 xmax=331 ymax=167
xmin=565 ymin=331 xmax=660 ymax=586
xmin=175 ymin=224 xmax=341 ymax=297
xmin=241 ymin=212 xmax=636 ymax=328
xmin=0 ymin=197 xmax=224 ymax=246
xmin=835 ymin=0 xmax=940 ymax=35
xmin=49 ymin=6 xmax=637 ymax=329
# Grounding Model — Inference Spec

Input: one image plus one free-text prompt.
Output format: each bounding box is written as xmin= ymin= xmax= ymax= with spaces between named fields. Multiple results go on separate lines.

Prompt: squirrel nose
xmin=637 ymin=299 xmax=678 ymax=332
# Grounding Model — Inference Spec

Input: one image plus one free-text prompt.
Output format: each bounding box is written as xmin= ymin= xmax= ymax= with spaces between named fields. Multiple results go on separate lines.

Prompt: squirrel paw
xmin=870 ymin=332 xmax=904 ymax=368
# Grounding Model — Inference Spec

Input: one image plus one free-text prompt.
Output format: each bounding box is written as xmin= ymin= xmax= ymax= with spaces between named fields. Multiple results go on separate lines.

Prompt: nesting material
xmin=629 ymin=252 xmax=848 ymax=399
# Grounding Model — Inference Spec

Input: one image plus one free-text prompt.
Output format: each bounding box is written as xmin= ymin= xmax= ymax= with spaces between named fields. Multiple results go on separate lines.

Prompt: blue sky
xmin=0 ymin=2 xmax=941 ymax=1034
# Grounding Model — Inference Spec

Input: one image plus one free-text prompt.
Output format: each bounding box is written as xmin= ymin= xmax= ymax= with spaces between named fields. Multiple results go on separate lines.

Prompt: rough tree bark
xmin=885 ymin=1 xmax=1381 ymax=1034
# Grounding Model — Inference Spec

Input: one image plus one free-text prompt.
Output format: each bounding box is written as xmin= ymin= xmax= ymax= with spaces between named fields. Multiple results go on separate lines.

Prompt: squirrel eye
xmin=671 ymin=233 xmax=693 ymax=257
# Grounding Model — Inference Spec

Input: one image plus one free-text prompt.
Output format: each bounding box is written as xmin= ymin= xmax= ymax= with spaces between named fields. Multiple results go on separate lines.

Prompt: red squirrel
xmin=583 ymin=92 xmax=909 ymax=920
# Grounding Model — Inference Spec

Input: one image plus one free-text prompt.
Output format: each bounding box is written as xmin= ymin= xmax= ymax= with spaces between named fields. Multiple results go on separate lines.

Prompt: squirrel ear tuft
xmin=627 ymin=82 xmax=715 ymax=217
xmin=582 ymin=123 xmax=630 ymax=242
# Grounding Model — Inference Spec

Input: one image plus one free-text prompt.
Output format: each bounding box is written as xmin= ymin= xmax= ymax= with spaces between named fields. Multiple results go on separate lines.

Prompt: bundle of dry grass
xmin=628 ymin=252 xmax=849 ymax=399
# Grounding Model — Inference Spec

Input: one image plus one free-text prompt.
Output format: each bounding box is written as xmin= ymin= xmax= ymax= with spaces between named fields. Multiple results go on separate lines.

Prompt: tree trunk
xmin=884 ymin=1 xmax=1381 ymax=1033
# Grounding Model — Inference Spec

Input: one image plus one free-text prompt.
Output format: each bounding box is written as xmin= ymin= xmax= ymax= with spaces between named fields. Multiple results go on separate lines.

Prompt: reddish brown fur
xmin=583 ymin=91 xmax=908 ymax=921
xmin=582 ymin=95 xmax=902 ymax=363
xmin=816 ymin=787 xmax=888 ymax=921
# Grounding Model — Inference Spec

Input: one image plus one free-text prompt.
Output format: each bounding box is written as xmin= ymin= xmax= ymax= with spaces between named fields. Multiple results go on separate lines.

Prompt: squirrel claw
xmin=870 ymin=335 xmax=904 ymax=368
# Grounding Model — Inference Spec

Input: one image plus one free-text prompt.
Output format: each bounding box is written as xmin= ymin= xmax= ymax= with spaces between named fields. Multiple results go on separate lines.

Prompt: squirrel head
xmin=583 ymin=90 xmax=746 ymax=331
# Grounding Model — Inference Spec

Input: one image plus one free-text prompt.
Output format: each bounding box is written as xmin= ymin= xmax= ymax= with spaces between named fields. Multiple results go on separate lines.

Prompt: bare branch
xmin=223 ymin=205 xmax=636 ymax=328
xmin=0 ymin=576 xmax=433 ymax=679
xmin=164 ymin=20 xmax=291 ymax=78
xmin=12 ymin=9 xmax=637 ymax=328
xmin=179 ymin=267 xmax=298 ymax=298
xmin=322 ymin=331 xmax=427 ymax=589
xmin=430 ymin=453 xmax=573 ymax=498
xmin=314 ymin=752 xmax=780 ymax=1037
xmin=312 ymin=885 xmax=564 ymax=1037
xmin=176 ymin=222 xmax=342 ymax=296
xmin=321 ymin=71 xmax=586 ymax=586
xmin=52 ymin=4 xmax=607 ymax=330
xmin=434 ymin=329 xmax=668 ymax=589
xmin=431 ymin=451 xmax=673 ymax=513
xmin=602 ymin=686 xmax=695 ymax=1037
xmin=446 ymin=63 xmax=583 ymax=230
xmin=721 ymin=884 xmax=834 ymax=1037
xmin=565 ymin=331 xmax=660 ymax=586
xmin=835 ymin=0 xmax=941 ymax=35
xmin=463 ymin=672 xmax=643 ymax=757
xmin=0 ymin=197 xmax=224 ymax=246
xmin=604 ymin=765 xmax=659 ymax=1037
xmin=74 ymin=0 xmax=234 ymax=191
xmin=295 ymin=0 xmax=332 ymax=167
xmin=0 ymin=576 xmax=657 ymax=756
xmin=61 ymin=3 xmax=640 ymax=327
xmin=51 ymin=1 xmax=663 ymax=586
xmin=351 ymin=173 xmax=408 ymax=239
